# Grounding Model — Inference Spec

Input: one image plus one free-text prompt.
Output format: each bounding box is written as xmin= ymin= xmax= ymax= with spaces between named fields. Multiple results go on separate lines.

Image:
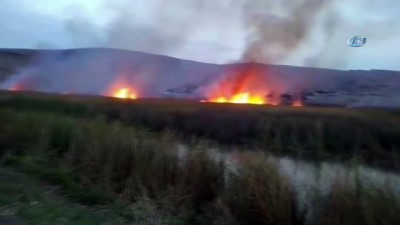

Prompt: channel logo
xmin=347 ymin=36 xmax=367 ymax=47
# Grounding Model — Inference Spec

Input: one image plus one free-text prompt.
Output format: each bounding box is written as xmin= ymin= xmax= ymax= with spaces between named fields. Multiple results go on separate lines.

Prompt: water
xmin=178 ymin=143 xmax=400 ymax=197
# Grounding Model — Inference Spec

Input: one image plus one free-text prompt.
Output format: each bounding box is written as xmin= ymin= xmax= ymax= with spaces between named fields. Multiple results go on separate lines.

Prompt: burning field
xmin=201 ymin=66 xmax=303 ymax=106
xmin=0 ymin=49 xmax=315 ymax=107
xmin=1 ymin=49 xmax=400 ymax=109
xmin=3 ymin=63 xmax=304 ymax=107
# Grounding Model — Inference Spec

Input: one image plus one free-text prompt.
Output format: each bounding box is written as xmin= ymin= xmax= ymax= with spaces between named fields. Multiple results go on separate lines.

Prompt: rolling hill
xmin=0 ymin=48 xmax=399 ymax=108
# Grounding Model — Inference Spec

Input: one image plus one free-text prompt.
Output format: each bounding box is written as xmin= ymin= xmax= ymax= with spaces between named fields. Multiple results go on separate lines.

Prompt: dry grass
xmin=1 ymin=91 xmax=400 ymax=172
xmin=0 ymin=109 xmax=226 ymax=223
xmin=220 ymin=152 xmax=302 ymax=225
xmin=1 ymin=93 xmax=400 ymax=224
xmin=314 ymin=176 xmax=400 ymax=225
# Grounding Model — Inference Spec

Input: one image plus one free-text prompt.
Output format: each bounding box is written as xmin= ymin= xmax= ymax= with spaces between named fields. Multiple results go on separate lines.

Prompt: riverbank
xmin=1 ymin=108 xmax=400 ymax=225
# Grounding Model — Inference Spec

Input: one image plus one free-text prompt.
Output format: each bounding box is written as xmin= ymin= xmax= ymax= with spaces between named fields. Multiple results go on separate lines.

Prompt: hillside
xmin=0 ymin=48 xmax=400 ymax=108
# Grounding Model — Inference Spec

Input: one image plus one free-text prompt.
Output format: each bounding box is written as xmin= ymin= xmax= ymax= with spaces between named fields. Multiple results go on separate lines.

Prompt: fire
xmin=105 ymin=76 xmax=139 ymax=100
xmin=292 ymin=100 xmax=303 ymax=107
xmin=210 ymin=92 xmax=265 ymax=105
xmin=204 ymin=66 xmax=271 ymax=105
xmin=203 ymin=66 xmax=303 ymax=107
xmin=113 ymin=88 xmax=137 ymax=99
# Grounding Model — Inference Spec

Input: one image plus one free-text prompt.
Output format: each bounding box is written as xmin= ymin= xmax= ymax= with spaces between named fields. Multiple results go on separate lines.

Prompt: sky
xmin=0 ymin=0 xmax=399 ymax=71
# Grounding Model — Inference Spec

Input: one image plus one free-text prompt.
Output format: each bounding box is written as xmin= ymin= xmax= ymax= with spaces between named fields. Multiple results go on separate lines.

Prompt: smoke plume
xmin=240 ymin=0 xmax=330 ymax=63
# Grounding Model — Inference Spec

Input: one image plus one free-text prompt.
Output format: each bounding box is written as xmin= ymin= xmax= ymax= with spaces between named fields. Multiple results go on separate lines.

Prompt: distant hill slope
xmin=0 ymin=49 xmax=36 ymax=81
xmin=0 ymin=48 xmax=400 ymax=108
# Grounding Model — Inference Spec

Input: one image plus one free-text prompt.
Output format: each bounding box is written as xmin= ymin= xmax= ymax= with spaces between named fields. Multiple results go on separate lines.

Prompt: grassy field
xmin=0 ymin=167 xmax=122 ymax=225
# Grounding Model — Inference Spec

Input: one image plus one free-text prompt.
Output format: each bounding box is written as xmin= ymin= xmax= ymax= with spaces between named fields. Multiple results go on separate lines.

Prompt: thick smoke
xmin=100 ymin=0 xmax=400 ymax=70
xmin=97 ymin=0 xmax=333 ymax=65
xmin=97 ymin=0 xmax=244 ymax=58
xmin=2 ymin=0 xmax=400 ymax=70
xmin=240 ymin=0 xmax=330 ymax=63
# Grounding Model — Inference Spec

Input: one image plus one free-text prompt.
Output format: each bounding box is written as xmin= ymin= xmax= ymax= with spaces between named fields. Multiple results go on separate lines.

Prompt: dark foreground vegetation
xmin=0 ymin=109 xmax=399 ymax=225
xmin=1 ymin=91 xmax=400 ymax=170
xmin=0 ymin=91 xmax=400 ymax=224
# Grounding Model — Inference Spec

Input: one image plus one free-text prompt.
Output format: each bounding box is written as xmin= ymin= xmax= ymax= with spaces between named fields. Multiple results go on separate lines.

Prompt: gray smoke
xmin=0 ymin=0 xmax=350 ymax=97
xmin=240 ymin=0 xmax=331 ymax=63
xmin=1 ymin=0 xmax=400 ymax=70
xmin=97 ymin=0 xmax=400 ymax=70
xmin=89 ymin=0 xmax=337 ymax=67
xmin=0 ymin=51 xmax=102 ymax=94
xmin=0 ymin=48 xmax=229 ymax=97
xmin=85 ymin=0 xmax=238 ymax=57
xmin=0 ymin=50 xmax=161 ymax=96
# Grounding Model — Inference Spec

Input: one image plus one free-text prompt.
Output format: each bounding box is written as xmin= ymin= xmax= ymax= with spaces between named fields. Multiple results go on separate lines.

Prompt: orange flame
xmin=113 ymin=88 xmax=137 ymax=99
xmin=292 ymin=100 xmax=303 ymax=107
xmin=209 ymin=92 xmax=266 ymax=105
xmin=105 ymin=77 xmax=138 ymax=100
xmin=205 ymin=67 xmax=272 ymax=105
xmin=203 ymin=66 xmax=303 ymax=107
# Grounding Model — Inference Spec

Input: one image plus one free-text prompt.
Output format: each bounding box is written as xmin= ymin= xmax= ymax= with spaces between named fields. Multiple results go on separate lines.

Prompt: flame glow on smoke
xmin=9 ymin=87 xmax=20 ymax=91
xmin=8 ymin=83 xmax=24 ymax=91
xmin=292 ymin=100 xmax=303 ymax=107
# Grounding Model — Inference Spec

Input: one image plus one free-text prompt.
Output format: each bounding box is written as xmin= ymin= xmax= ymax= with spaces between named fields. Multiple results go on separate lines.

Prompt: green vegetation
xmin=0 ymin=109 xmax=226 ymax=224
xmin=0 ymin=167 xmax=122 ymax=225
xmin=1 ymin=91 xmax=400 ymax=170
xmin=0 ymin=91 xmax=400 ymax=224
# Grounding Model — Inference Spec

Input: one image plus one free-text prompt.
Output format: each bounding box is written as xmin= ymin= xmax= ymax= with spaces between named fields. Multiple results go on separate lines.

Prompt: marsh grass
xmin=0 ymin=99 xmax=400 ymax=224
xmin=0 ymin=109 xmax=226 ymax=223
xmin=1 ymin=93 xmax=400 ymax=170
xmin=221 ymin=152 xmax=303 ymax=225
xmin=314 ymin=175 xmax=400 ymax=225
